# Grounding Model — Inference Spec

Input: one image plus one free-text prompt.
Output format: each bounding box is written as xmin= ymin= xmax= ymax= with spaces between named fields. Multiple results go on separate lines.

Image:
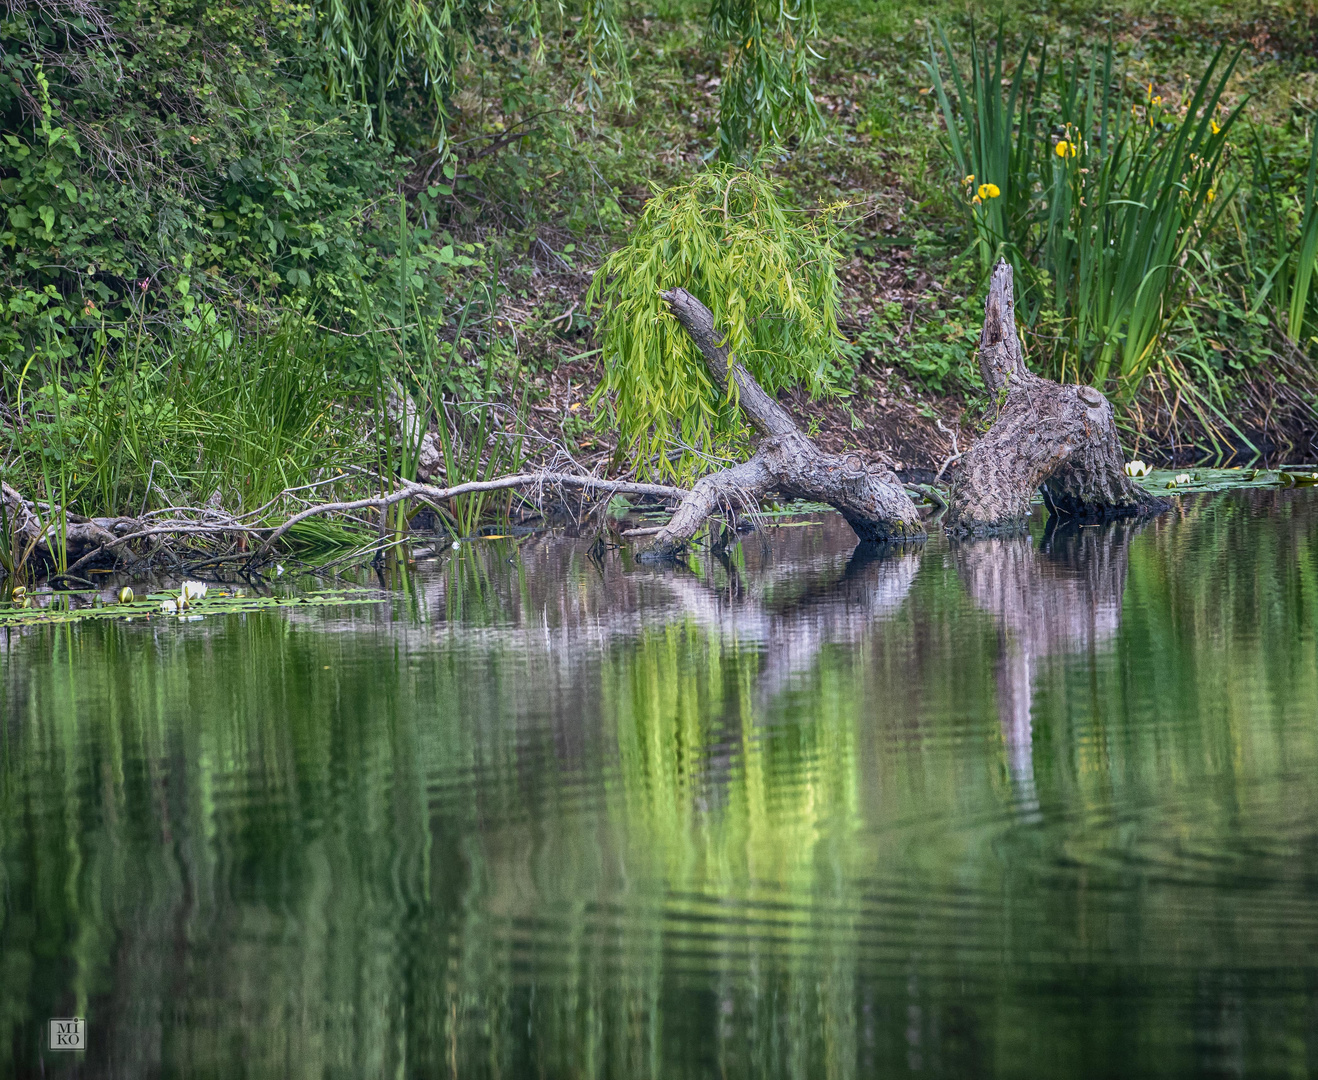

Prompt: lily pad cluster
xmin=0 ymin=586 xmax=387 ymax=629
xmin=1129 ymin=467 xmax=1318 ymax=494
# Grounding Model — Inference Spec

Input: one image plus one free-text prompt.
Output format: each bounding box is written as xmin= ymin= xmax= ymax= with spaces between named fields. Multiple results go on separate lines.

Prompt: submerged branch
xmin=252 ymin=473 xmax=688 ymax=558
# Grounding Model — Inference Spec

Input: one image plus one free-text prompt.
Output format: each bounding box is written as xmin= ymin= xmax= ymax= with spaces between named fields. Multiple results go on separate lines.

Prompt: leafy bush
xmin=0 ymin=0 xmax=475 ymax=374
xmin=588 ymin=164 xmax=845 ymax=480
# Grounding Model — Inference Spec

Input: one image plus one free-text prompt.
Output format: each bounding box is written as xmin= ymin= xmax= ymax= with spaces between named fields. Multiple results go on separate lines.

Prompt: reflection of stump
xmin=640 ymin=289 xmax=923 ymax=561
xmin=947 ymin=261 xmax=1167 ymax=534
xmin=954 ymin=518 xmax=1145 ymax=816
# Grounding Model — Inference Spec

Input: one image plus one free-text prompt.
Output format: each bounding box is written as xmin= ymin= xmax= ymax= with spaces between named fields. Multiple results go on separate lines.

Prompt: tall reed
xmin=927 ymin=27 xmax=1242 ymax=393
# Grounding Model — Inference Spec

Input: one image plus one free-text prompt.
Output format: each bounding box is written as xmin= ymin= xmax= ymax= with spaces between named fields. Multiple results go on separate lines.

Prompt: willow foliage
xmin=587 ymin=167 xmax=844 ymax=482
xmin=313 ymin=0 xmax=476 ymax=142
xmin=311 ymin=0 xmax=631 ymax=145
xmin=711 ymin=0 xmax=823 ymax=162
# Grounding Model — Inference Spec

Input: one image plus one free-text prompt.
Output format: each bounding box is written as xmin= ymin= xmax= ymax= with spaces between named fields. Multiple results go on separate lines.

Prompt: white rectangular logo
xmin=50 ymin=1018 xmax=84 ymax=1050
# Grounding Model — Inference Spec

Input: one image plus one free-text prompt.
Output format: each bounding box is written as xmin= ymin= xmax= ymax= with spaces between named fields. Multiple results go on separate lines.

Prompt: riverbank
xmin=3 ymin=0 xmax=1318 ymax=573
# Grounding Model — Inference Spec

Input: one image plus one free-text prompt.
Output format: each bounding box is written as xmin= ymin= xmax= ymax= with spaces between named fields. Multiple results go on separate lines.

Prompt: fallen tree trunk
xmin=4 ymin=482 xmax=144 ymax=562
xmin=639 ymin=288 xmax=924 ymax=560
xmin=946 ymin=260 xmax=1168 ymax=533
xmin=1 ymin=473 xmax=689 ymax=578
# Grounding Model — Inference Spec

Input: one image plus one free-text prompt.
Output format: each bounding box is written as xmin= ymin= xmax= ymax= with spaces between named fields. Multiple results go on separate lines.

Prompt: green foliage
xmin=587 ymin=165 xmax=845 ymax=481
xmin=842 ymin=295 xmax=983 ymax=395
xmin=0 ymin=317 xmax=376 ymax=523
xmin=0 ymin=586 xmax=385 ymax=628
xmin=927 ymin=27 xmax=1242 ymax=392
xmin=312 ymin=0 xmax=633 ymax=146
xmin=1246 ymin=127 xmax=1318 ymax=347
xmin=0 ymin=0 xmax=477 ymax=375
xmin=1225 ymin=124 xmax=1318 ymax=363
xmin=1286 ymin=136 xmax=1318 ymax=345
xmin=710 ymin=0 xmax=823 ymax=162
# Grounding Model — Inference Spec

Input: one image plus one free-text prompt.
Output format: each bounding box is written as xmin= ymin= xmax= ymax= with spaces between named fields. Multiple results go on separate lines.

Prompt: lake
xmin=4 ymin=489 xmax=1318 ymax=1078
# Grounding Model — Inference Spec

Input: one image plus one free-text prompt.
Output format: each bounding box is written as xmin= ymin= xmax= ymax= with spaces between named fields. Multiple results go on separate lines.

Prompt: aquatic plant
xmin=926 ymin=28 xmax=1242 ymax=392
xmin=0 ymin=586 xmax=386 ymax=629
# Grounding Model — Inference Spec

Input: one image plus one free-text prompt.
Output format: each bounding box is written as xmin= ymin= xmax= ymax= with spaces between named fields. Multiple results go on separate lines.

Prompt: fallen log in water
xmin=1 ymin=264 xmax=1173 ymax=581
xmin=636 ymin=288 xmax=924 ymax=560
xmin=1 ymin=474 xmax=691 ymax=578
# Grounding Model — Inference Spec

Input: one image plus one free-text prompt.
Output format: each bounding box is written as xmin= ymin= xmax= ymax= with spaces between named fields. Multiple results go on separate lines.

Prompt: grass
xmin=0 ymin=317 xmax=383 ymax=577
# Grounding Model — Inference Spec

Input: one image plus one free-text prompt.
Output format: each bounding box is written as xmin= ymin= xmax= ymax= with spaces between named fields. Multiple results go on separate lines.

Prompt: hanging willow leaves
xmin=710 ymin=0 xmax=823 ymax=161
xmin=311 ymin=0 xmax=630 ymax=144
xmin=312 ymin=0 xmax=473 ymax=142
xmin=587 ymin=166 xmax=845 ymax=482
xmin=579 ymin=0 xmax=634 ymax=113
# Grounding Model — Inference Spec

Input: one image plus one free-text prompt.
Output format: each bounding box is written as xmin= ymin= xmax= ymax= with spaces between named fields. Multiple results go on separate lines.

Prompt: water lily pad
xmin=1134 ymin=468 xmax=1294 ymax=494
xmin=1279 ymin=470 xmax=1318 ymax=487
xmin=0 ymin=588 xmax=387 ymax=629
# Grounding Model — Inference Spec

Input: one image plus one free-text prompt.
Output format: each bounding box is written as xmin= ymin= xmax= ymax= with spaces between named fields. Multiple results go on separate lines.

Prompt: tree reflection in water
xmin=953 ymin=518 xmax=1144 ymax=819
xmin=5 ymin=498 xmax=1318 ymax=1078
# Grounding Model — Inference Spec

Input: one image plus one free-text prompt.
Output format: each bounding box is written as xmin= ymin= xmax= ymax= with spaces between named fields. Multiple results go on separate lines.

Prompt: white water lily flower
xmin=180 ymin=581 xmax=208 ymax=605
xmin=1124 ymin=460 xmax=1152 ymax=478
xmin=1175 ymin=473 xmax=1192 ymax=484
xmin=160 ymin=598 xmax=178 ymax=614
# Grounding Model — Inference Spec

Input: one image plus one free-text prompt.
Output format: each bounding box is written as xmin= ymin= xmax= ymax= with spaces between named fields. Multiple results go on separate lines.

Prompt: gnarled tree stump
xmin=641 ymin=288 xmax=923 ymax=560
xmin=946 ymin=260 xmax=1168 ymax=533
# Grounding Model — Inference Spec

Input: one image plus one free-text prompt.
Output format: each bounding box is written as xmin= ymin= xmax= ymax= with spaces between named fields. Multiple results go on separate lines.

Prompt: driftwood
xmin=3 ymin=482 xmax=150 ymax=562
xmin=947 ymin=260 xmax=1167 ymax=533
xmin=639 ymin=288 xmax=924 ymax=560
xmin=1 ymin=474 xmax=690 ymax=578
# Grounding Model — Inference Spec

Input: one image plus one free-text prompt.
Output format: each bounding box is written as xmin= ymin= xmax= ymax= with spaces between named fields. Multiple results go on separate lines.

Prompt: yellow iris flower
xmin=977 ymin=183 xmax=1000 ymax=200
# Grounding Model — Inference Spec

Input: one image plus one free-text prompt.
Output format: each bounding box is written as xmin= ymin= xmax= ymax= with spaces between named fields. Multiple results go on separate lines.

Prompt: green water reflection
xmin=4 ymin=492 xmax=1318 ymax=1077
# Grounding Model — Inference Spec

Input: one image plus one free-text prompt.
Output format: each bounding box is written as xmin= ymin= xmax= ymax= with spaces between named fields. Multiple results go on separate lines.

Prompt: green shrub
xmin=587 ymin=164 xmax=845 ymax=481
xmin=0 ymin=0 xmax=467 ymax=374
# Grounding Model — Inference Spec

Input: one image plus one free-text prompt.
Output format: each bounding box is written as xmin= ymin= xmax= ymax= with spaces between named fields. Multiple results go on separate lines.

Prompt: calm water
xmin=4 ymin=491 xmax=1318 ymax=1078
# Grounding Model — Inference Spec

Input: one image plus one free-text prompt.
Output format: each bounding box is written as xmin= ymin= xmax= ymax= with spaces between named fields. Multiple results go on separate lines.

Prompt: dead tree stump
xmin=640 ymin=288 xmax=924 ymax=561
xmin=946 ymin=260 xmax=1168 ymax=534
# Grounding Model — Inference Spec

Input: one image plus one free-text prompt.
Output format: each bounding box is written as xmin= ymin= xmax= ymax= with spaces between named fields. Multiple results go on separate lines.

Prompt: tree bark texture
xmin=946 ymin=260 xmax=1168 ymax=534
xmin=641 ymin=288 xmax=924 ymax=560
xmin=3 ymin=482 xmax=136 ymax=560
